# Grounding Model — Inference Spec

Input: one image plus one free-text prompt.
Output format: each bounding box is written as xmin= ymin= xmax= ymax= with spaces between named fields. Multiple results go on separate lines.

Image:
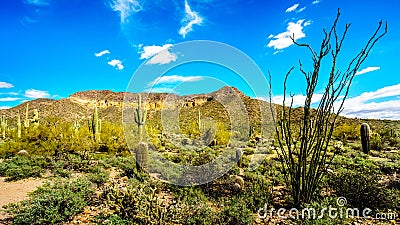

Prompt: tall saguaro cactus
xmin=88 ymin=105 xmax=101 ymax=142
xmin=360 ymin=123 xmax=371 ymax=154
xmin=32 ymin=109 xmax=39 ymax=127
xmin=134 ymin=94 xmax=147 ymax=141
xmin=24 ymin=103 xmax=29 ymax=128
xmin=134 ymin=94 xmax=148 ymax=172
xmin=17 ymin=114 xmax=21 ymax=139
xmin=1 ymin=115 xmax=7 ymax=139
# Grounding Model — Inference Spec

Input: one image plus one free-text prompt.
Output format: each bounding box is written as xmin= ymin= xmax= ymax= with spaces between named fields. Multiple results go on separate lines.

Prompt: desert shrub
xmin=0 ymin=155 xmax=49 ymax=181
xmin=333 ymin=123 xmax=360 ymax=142
xmin=219 ymin=197 xmax=254 ymax=225
xmin=302 ymin=197 xmax=349 ymax=225
xmin=328 ymin=169 xmax=391 ymax=211
xmin=370 ymin=132 xmax=382 ymax=150
xmin=87 ymin=165 xmax=110 ymax=186
xmin=5 ymin=178 xmax=94 ymax=224
xmin=242 ymin=172 xmax=272 ymax=210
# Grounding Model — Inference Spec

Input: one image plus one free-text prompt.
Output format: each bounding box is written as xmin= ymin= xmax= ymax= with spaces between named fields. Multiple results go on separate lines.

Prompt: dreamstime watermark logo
xmin=122 ymin=40 xmax=276 ymax=186
xmin=258 ymin=197 xmax=398 ymax=221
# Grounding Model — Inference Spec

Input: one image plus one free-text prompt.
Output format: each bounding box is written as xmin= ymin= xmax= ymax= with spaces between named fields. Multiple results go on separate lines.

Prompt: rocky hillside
xmin=0 ymin=86 xmax=396 ymax=130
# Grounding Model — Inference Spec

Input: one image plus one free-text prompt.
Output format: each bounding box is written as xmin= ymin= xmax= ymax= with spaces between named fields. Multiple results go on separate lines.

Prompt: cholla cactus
xmin=134 ymin=94 xmax=147 ymax=141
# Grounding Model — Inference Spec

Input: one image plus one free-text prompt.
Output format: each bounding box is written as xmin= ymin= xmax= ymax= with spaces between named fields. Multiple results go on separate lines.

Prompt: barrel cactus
xmin=360 ymin=123 xmax=370 ymax=154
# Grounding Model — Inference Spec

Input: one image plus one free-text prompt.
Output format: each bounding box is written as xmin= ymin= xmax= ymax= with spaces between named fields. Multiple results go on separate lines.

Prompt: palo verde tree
xmin=269 ymin=9 xmax=387 ymax=206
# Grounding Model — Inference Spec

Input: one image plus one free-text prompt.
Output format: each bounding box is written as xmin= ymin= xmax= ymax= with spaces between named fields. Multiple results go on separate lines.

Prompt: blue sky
xmin=0 ymin=0 xmax=400 ymax=119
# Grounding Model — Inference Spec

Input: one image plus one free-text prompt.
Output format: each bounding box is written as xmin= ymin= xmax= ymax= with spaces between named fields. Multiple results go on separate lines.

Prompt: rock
xmin=16 ymin=150 xmax=29 ymax=157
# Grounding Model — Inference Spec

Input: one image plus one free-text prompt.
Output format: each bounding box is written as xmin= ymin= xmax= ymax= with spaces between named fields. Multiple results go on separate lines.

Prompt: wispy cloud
xmin=267 ymin=19 xmax=311 ymax=50
xmin=25 ymin=89 xmax=50 ymax=98
xmin=108 ymin=59 xmax=124 ymax=70
xmin=355 ymin=66 xmax=380 ymax=76
xmin=297 ymin=6 xmax=306 ymax=12
xmin=25 ymin=0 xmax=49 ymax=6
xmin=148 ymin=75 xmax=203 ymax=87
xmin=0 ymin=82 xmax=14 ymax=89
xmin=95 ymin=50 xmax=111 ymax=57
xmin=267 ymin=93 xmax=324 ymax=107
xmin=179 ymin=0 xmax=204 ymax=38
xmin=146 ymin=87 xmax=176 ymax=93
xmin=21 ymin=16 xmax=38 ymax=26
xmin=312 ymin=0 xmax=320 ymax=4
xmin=109 ymin=0 xmax=142 ymax=24
xmin=0 ymin=97 xmax=22 ymax=102
xmin=285 ymin=3 xmax=299 ymax=13
xmin=139 ymin=44 xmax=173 ymax=59
xmin=338 ymin=84 xmax=400 ymax=119
xmin=0 ymin=106 xmax=11 ymax=110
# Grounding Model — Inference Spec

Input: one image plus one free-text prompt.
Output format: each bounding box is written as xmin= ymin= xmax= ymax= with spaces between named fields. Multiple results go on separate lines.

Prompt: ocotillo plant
xmin=1 ymin=115 xmax=7 ymax=139
xmin=24 ymin=103 xmax=29 ymax=128
xmin=134 ymin=94 xmax=147 ymax=142
xmin=360 ymin=123 xmax=371 ymax=154
xmin=17 ymin=114 xmax=21 ymax=139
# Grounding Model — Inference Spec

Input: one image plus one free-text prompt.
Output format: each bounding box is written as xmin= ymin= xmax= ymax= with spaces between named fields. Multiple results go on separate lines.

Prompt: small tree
xmin=269 ymin=9 xmax=387 ymax=206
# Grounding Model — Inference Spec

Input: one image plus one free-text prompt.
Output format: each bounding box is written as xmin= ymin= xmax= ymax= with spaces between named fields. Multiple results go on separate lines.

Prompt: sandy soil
xmin=0 ymin=177 xmax=43 ymax=220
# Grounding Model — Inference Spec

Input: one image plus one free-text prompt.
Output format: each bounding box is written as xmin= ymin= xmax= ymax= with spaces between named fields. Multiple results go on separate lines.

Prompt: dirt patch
xmin=0 ymin=177 xmax=44 ymax=220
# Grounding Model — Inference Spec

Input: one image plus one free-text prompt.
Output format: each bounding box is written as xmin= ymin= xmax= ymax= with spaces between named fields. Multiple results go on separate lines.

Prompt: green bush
xmin=87 ymin=165 xmax=109 ymax=186
xmin=328 ymin=169 xmax=391 ymax=211
xmin=0 ymin=155 xmax=48 ymax=181
xmin=5 ymin=178 xmax=94 ymax=225
xmin=220 ymin=197 xmax=254 ymax=225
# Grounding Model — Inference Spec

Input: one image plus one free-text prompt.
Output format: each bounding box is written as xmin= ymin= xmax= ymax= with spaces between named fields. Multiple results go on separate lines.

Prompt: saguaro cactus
xmin=134 ymin=94 xmax=148 ymax=171
xmin=32 ymin=109 xmax=39 ymax=127
xmin=88 ymin=105 xmax=101 ymax=142
xmin=136 ymin=142 xmax=149 ymax=172
xmin=24 ymin=103 xmax=29 ymax=128
xmin=360 ymin=123 xmax=371 ymax=154
xmin=1 ymin=115 xmax=7 ymax=139
xmin=17 ymin=114 xmax=21 ymax=139
xmin=134 ymin=94 xmax=147 ymax=141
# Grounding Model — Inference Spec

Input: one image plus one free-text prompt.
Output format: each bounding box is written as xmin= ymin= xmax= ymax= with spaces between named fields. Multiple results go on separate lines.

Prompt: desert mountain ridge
xmin=0 ymin=86 xmax=395 ymax=127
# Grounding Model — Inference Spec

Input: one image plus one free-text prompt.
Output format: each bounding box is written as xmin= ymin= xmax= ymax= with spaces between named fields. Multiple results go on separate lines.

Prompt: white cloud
xmin=179 ymin=0 xmax=204 ymax=38
xmin=0 ymin=82 xmax=14 ymax=89
xmin=109 ymin=0 xmax=142 ymax=24
xmin=0 ymin=97 xmax=22 ymax=102
xmin=297 ymin=6 xmax=306 ymax=12
xmin=267 ymin=19 xmax=310 ymax=50
xmin=338 ymin=84 xmax=400 ymax=119
xmin=355 ymin=66 xmax=380 ymax=76
xmin=285 ymin=3 xmax=299 ymax=13
xmin=146 ymin=50 xmax=177 ymax=65
xmin=25 ymin=89 xmax=50 ymax=98
xmin=312 ymin=0 xmax=320 ymax=4
xmin=0 ymin=106 xmax=11 ymax=110
xmin=108 ymin=59 xmax=124 ymax=70
xmin=25 ymin=0 xmax=49 ymax=6
xmin=140 ymin=44 xmax=173 ymax=59
xmin=95 ymin=50 xmax=110 ymax=57
xmin=146 ymin=87 xmax=176 ymax=93
xmin=269 ymin=93 xmax=324 ymax=107
xmin=148 ymin=75 xmax=203 ymax=87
